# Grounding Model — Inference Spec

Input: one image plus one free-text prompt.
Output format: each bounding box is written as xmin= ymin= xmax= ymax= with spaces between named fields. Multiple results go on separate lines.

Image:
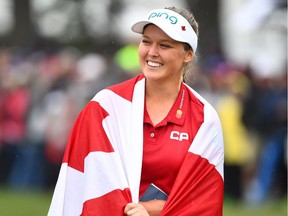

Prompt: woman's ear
xmin=184 ymin=50 xmax=194 ymax=63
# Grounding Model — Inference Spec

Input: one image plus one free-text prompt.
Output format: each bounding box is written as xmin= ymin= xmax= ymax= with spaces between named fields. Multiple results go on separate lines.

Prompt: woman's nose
xmin=148 ymin=45 xmax=159 ymax=56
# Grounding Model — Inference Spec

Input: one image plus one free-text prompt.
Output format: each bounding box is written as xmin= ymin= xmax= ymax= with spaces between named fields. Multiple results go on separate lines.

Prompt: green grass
xmin=0 ymin=187 xmax=286 ymax=216
xmin=224 ymin=197 xmax=287 ymax=216
xmin=0 ymin=187 xmax=53 ymax=216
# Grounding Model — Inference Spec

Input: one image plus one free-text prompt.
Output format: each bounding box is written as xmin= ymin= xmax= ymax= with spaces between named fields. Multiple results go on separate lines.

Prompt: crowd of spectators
xmin=0 ymin=44 xmax=286 ymax=206
xmin=0 ymin=46 xmax=133 ymax=189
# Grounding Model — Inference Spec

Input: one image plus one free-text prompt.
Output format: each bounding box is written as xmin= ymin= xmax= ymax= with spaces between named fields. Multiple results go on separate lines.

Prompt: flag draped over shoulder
xmin=48 ymin=75 xmax=224 ymax=216
xmin=160 ymin=84 xmax=224 ymax=216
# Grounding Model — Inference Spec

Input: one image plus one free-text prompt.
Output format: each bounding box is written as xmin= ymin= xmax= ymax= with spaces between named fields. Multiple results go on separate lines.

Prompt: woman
xmin=48 ymin=7 xmax=224 ymax=216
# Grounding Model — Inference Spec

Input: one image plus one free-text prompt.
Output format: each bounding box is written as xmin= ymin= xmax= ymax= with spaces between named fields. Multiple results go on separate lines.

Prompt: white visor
xmin=131 ymin=9 xmax=198 ymax=52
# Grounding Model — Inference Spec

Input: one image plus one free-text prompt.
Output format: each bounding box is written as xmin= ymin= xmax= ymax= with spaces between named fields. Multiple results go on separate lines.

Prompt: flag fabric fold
xmin=48 ymin=75 xmax=224 ymax=216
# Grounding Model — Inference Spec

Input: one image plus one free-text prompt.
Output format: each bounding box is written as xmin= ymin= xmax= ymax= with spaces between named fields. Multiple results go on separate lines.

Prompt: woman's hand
xmin=124 ymin=203 xmax=150 ymax=216
xmin=124 ymin=200 xmax=166 ymax=216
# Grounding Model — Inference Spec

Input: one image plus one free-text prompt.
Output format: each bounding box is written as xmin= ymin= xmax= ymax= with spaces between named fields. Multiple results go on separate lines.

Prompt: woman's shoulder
xmin=92 ymin=74 xmax=144 ymax=103
xmin=184 ymin=84 xmax=220 ymax=124
xmin=106 ymin=74 xmax=145 ymax=102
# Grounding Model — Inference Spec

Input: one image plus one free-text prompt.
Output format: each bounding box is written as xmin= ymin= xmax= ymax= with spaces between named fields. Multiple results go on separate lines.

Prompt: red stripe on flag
xmin=63 ymin=101 xmax=114 ymax=172
xmin=161 ymin=153 xmax=224 ymax=216
xmin=81 ymin=188 xmax=132 ymax=216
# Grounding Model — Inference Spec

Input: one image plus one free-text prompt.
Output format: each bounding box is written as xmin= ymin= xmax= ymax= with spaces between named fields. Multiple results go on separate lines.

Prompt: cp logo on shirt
xmin=170 ymin=131 xmax=189 ymax=141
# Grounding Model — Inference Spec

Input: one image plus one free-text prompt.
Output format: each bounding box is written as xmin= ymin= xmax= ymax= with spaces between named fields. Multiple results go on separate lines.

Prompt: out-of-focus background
xmin=0 ymin=0 xmax=286 ymax=215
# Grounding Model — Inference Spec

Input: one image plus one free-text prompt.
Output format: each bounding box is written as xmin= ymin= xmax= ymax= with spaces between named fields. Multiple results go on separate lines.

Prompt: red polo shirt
xmin=139 ymin=83 xmax=204 ymax=198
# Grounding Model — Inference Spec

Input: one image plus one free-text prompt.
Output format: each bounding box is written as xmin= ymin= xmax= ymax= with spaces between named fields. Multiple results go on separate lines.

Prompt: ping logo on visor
xmin=148 ymin=12 xmax=178 ymax=25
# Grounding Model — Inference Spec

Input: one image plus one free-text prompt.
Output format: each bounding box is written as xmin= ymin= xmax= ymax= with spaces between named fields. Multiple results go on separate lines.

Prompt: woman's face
xmin=138 ymin=24 xmax=193 ymax=83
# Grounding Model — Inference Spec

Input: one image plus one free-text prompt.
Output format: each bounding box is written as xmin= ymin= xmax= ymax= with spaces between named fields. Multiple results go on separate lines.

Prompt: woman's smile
xmin=147 ymin=61 xmax=163 ymax=67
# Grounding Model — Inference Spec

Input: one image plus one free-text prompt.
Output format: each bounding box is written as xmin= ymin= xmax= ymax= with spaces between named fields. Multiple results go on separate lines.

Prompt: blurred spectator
xmin=201 ymin=58 xmax=255 ymax=201
xmin=7 ymin=48 xmax=81 ymax=188
xmin=242 ymin=68 xmax=287 ymax=205
xmin=0 ymin=49 xmax=32 ymax=185
xmin=216 ymin=66 xmax=254 ymax=201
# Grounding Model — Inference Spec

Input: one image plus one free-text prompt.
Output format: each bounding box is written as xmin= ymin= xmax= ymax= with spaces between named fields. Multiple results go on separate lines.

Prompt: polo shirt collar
xmin=165 ymin=83 xmax=187 ymax=126
xmin=144 ymin=83 xmax=188 ymax=127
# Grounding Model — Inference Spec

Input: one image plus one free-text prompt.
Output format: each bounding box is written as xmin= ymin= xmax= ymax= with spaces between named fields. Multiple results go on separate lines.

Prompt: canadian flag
xmin=48 ymin=75 xmax=224 ymax=216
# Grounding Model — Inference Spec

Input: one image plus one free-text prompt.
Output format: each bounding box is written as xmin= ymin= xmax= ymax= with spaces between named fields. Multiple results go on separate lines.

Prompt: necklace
xmin=176 ymin=89 xmax=185 ymax=118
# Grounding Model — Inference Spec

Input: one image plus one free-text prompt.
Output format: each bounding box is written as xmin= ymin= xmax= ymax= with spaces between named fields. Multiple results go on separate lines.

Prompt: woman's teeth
xmin=147 ymin=61 xmax=162 ymax=67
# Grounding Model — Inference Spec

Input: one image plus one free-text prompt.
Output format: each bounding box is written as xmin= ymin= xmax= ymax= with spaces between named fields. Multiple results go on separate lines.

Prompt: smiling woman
xmin=48 ymin=6 xmax=224 ymax=216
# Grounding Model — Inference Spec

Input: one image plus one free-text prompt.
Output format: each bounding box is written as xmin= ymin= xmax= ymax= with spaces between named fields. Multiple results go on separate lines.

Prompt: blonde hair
xmin=165 ymin=6 xmax=199 ymax=82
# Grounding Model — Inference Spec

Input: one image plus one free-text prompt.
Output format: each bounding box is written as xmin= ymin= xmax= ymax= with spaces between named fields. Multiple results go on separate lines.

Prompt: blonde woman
xmin=48 ymin=6 xmax=224 ymax=216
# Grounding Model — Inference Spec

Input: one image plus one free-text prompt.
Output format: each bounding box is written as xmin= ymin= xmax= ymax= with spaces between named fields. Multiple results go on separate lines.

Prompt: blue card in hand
xmin=139 ymin=183 xmax=168 ymax=201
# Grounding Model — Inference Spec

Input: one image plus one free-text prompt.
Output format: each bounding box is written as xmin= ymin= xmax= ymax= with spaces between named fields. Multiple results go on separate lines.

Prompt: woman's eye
xmin=142 ymin=39 xmax=150 ymax=44
xmin=161 ymin=44 xmax=170 ymax=48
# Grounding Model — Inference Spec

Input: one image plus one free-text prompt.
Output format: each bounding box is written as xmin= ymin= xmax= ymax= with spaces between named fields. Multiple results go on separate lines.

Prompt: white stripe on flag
xmin=49 ymin=151 xmax=129 ymax=216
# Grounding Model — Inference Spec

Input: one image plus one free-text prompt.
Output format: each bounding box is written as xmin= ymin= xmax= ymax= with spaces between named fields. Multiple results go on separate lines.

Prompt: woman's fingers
xmin=124 ymin=203 xmax=150 ymax=216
